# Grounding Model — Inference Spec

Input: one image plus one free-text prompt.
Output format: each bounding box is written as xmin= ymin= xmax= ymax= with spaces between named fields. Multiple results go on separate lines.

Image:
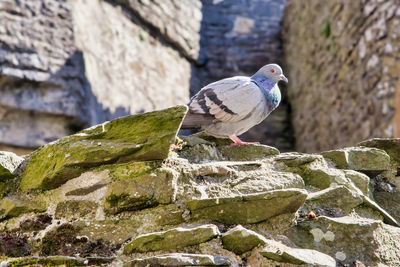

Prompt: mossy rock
xmin=322 ymin=147 xmax=390 ymax=171
xmin=123 ymin=224 xmax=220 ymax=253
xmin=219 ymin=144 xmax=279 ymax=161
xmin=221 ymin=225 xmax=267 ymax=255
xmin=19 ymin=106 xmax=187 ymax=192
xmin=0 ymin=196 xmax=46 ymax=220
xmin=104 ymin=168 xmax=177 ymax=214
xmin=187 ymin=188 xmax=308 ymax=224
xmin=305 ymin=186 xmax=363 ymax=214
xmin=260 ymin=239 xmax=336 ymax=266
xmin=358 ymin=138 xmax=400 ymax=167
xmin=55 ymin=200 xmax=98 ymax=220
xmin=124 ymin=253 xmax=232 ymax=266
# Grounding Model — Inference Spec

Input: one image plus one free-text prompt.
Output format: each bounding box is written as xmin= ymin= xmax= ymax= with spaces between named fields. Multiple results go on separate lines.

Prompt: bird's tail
xmin=180 ymin=112 xmax=214 ymax=130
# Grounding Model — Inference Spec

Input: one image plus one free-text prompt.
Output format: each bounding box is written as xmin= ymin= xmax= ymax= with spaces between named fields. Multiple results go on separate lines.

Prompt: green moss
xmin=19 ymin=106 xmax=187 ymax=192
xmin=0 ymin=196 xmax=46 ymax=221
xmin=321 ymin=21 xmax=330 ymax=38
xmin=55 ymin=200 xmax=98 ymax=219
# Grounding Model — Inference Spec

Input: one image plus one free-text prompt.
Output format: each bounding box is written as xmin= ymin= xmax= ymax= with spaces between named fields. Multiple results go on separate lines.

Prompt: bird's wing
xmin=188 ymin=76 xmax=265 ymax=123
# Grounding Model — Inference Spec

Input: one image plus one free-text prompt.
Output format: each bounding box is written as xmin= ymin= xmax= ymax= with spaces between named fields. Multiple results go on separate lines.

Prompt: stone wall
xmin=71 ymin=0 xmax=200 ymax=123
xmin=0 ymin=0 xmax=88 ymax=148
xmin=0 ymin=0 xmax=290 ymax=153
xmin=1 ymin=107 xmax=400 ymax=266
xmin=283 ymin=0 xmax=400 ymax=152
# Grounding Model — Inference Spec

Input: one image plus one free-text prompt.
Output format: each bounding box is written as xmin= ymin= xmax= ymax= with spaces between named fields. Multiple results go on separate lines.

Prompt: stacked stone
xmin=0 ymin=106 xmax=400 ymax=266
xmin=283 ymin=0 xmax=400 ymax=152
xmin=0 ymin=0 xmax=88 ymax=150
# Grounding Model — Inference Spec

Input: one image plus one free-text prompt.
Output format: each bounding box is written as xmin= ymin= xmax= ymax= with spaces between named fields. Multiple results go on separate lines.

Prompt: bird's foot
xmin=229 ymin=135 xmax=259 ymax=146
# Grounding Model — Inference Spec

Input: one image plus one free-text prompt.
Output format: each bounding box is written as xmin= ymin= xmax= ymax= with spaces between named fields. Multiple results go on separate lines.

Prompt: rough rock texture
xmin=0 ymin=110 xmax=400 ymax=266
xmin=260 ymin=239 xmax=336 ymax=266
xmin=283 ymin=0 xmax=400 ymax=152
xmin=1 ymin=0 xmax=290 ymax=154
xmin=0 ymin=0 xmax=89 ymax=149
xmin=20 ymin=106 xmax=187 ymax=191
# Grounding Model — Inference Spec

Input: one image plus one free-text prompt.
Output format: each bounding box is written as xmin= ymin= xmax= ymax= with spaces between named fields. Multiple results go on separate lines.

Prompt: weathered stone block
xmin=123 ymin=224 xmax=220 ymax=254
xmin=219 ymin=144 xmax=280 ymax=161
xmin=343 ymin=170 xmax=371 ymax=196
xmin=305 ymin=186 xmax=363 ymax=214
xmin=0 ymin=196 xmax=46 ymax=220
xmin=322 ymin=147 xmax=390 ymax=171
xmin=124 ymin=253 xmax=232 ymax=267
xmin=260 ymin=239 xmax=336 ymax=266
xmin=287 ymin=216 xmax=400 ymax=266
xmin=104 ymin=168 xmax=177 ymax=214
xmin=187 ymin=189 xmax=308 ymax=224
xmin=221 ymin=225 xmax=267 ymax=255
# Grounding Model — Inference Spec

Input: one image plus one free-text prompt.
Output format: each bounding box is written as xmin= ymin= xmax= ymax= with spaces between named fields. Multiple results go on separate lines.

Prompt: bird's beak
xmin=280 ymin=74 xmax=288 ymax=83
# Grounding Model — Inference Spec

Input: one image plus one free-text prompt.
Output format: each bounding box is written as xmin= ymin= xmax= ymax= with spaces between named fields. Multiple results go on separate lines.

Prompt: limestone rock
xmin=361 ymin=195 xmax=399 ymax=227
xmin=19 ymin=106 xmax=187 ymax=191
xmin=104 ymin=168 xmax=177 ymax=214
xmin=287 ymin=216 xmax=400 ymax=266
xmin=322 ymin=147 xmax=390 ymax=171
xmin=219 ymin=144 xmax=280 ymax=161
xmin=175 ymin=160 xmax=305 ymax=202
xmin=359 ymin=138 xmax=400 ymax=167
xmin=0 ymin=152 xmax=24 ymax=180
xmin=187 ymin=189 xmax=308 ymax=224
xmin=343 ymin=170 xmax=371 ymax=196
xmin=260 ymin=239 xmax=336 ymax=266
xmin=277 ymin=153 xmax=351 ymax=190
xmin=123 ymin=224 xmax=220 ymax=254
xmin=124 ymin=253 xmax=232 ymax=267
xmin=55 ymin=200 xmax=98 ymax=220
xmin=1 ymin=256 xmax=91 ymax=266
xmin=178 ymin=134 xmax=279 ymax=163
xmin=221 ymin=225 xmax=267 ymax=255
xmin=0 ymin=196 xmax=46 ymax=221
xmin=305 ymin=186 xmax=363 ymax=215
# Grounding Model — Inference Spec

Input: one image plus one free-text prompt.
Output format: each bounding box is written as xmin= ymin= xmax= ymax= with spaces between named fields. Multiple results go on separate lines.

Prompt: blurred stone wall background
xmin=283 ymin=0 xmax=400 ymax=153
xmin=4 ymin=0 xmax=398 ymax=155
xmin=0 ymin=0 xmax=289 ymax=154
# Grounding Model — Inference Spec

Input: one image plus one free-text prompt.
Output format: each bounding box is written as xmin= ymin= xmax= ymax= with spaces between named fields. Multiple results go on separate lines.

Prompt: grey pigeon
xmin=181 ymin=63 xmax=288 ymax=145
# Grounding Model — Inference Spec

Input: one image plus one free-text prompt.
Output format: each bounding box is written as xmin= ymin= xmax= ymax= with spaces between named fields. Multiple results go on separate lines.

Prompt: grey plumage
xmin=181 ymin=64 xmax=287 ymax=145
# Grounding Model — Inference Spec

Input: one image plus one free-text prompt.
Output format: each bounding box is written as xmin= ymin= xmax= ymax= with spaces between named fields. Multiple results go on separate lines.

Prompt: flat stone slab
xmin=287 ymin=216 xmax=400 ymax=266
xmin=260 ymin=239 xmax=336 ymax=266
xmin=178 ymin=134 xmax=279 ymax=163
xmin=0 ymin=256 xmax=114 ymax=266
xmin=0 ymin=196 xmax=46 ymax=220
xmin=187 ymin=188 xmax=308 ymax=224
xmin=123 ymin=253 xmax=232 ymax=266
xmin=123 ymin=224 xmax=220 ymax=253
xmin=221 ymin=225 xmax=267 ymax=254
xmin=19 ymin=106 xmax=187 ymax=191
xmin=219 ymin=144 xmax=279 ymax=161
xmin=358 ymin=138 xmax=400 ymax=166
xmin=305 ymin=185 xmax=363 ymax=214
xmin=322 ymin=147 xmax=390 ymax=171
xmin=104 ymin=167 xmax=176 ymax=214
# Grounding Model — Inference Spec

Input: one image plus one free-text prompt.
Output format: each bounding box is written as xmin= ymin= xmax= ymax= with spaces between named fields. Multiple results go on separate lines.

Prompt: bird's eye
xmin=270 ymin=69 xmax=275 ymax=73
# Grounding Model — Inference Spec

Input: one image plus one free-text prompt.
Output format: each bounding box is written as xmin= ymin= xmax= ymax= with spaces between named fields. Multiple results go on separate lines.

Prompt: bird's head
xmin=252 ymin=63 xmax=288 ymax=83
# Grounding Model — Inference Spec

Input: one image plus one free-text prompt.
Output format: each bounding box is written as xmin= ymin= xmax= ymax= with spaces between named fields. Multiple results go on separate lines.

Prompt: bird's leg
xmin=229 ymin=135 xmax=259 ymax=146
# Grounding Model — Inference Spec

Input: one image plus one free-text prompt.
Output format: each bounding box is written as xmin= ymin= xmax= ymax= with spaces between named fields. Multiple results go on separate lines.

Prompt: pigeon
xmin=181 ymin=63 xmax=288 ymax=145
